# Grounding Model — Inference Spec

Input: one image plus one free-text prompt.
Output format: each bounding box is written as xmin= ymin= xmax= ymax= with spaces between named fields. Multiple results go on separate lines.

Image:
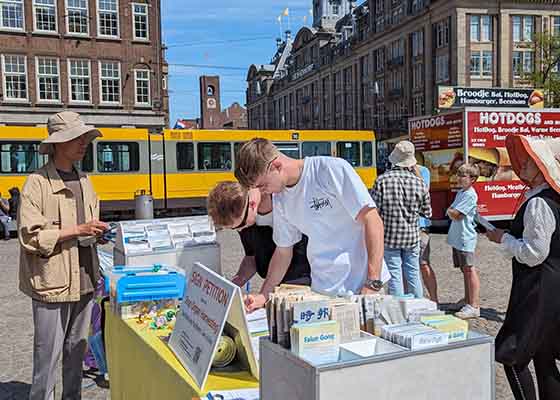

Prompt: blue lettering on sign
xmin=300 ymin=310 xmax=315 ymax=323
xmin=318 ymin=307 xmax=329 ymax=320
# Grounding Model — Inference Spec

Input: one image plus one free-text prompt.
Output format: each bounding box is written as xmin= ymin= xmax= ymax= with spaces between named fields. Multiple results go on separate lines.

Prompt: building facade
xmin=247 ymin=0 xmax=560 ymax=141
xmin=0 ymin=0 xmax=168 ymax=128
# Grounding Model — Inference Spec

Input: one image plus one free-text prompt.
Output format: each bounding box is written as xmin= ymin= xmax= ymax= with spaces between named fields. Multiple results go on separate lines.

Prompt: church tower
xmin=312 ymin=0 xmax=355 ymax=30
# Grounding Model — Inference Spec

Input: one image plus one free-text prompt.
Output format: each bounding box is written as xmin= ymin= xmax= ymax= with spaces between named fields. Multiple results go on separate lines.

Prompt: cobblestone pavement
xmin=0 ymin=231 xmax=520 ymax=399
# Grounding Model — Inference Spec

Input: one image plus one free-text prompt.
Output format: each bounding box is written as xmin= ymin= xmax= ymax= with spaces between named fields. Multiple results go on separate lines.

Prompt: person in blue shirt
xmin=416 ymin=165 xmax=438 ymax=303
xmin=447 ymin=163 xmax=481 ymax=319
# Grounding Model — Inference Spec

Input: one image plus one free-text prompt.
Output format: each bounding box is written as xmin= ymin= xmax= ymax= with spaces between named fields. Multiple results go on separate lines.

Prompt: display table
xmin=105 ymin=305 xmax=258 ymax=400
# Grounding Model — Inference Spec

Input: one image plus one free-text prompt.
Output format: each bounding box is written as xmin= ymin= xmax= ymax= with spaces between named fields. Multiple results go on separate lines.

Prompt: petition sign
xmin=438 ymin=86 xmax=545 ymax=109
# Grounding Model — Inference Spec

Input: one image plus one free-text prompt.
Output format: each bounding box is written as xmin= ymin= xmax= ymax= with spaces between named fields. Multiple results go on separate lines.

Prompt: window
xmin=302 ymin=142 xmax=331 ymax=157
xmin=0 ymin=0 xmax=24 ymax=30
xmin=554 ymin=16 xmax=560 ymax=37
xmin=97 ymin=142 xmax=139 ymax=172
xmin=274 ymin=143 xmax=300 ymax=159
xmin=134 ymin=69 xmax=150 ymax=105
xmin=132 ymin=3 xmax=148 ymax=40
xmin=512 ymin=16 xmax=521 ymax=42
xmin=332 ymin=5 xmax=339 ymax=15
xmin=197 ymin=143 xmax=232 ymax=170
xmin=337 ymin=142 xmax=360 ymax=167
xmin=435 ymin=54 xmax=449 ymax=82
xmin=513 ymin=15 xmax=534 ymax=42
xmin=470 ymin=16 xmax=480 ymax=41
xmin=0 ymin=142 xmax=45 ymax=173
xmin=412 ymin=63 xmax=424 ymax=89
xmin=68 ymin=59 xmax=90 ymax=102
xmin=513 ymin=51 xmax=534 ymax=77
xmin=482 ymin=51 xmax=492 ymax=76
xmin=470 ymin=51 xmax=492 ymax=78
xmin=362 ymin=142 xmax=373 ymax=167
xmin=233 ymin=142 xmax=245 ymax=161
xmin=66 ymin=0 xmax=88 ymax=35
xmin=36 ymin=57 xmax=60 ymax=101
xmin=435 ymin=20 xmax=449 ymax=48
xmin=99 ymin=61 xmax=120 ymax=104
xmin=97 ymin=0 xmax=118 ymax=37
xmin=176 ymin=143 xmax=194 ymax=170
xmin=2 ymin=55 xmax=27 ymax=101
xmin=412 ymin=30 xmax=423 ymax=57
xmin=33 ymin=0 xmax=56 ymax=32
xmin=471 ymin=15 xmax=492 ymax=41
xmin=375 ymin=47 xmax=385 ymax=72
xmin=523 ymin=16 xmax=534 ymax=42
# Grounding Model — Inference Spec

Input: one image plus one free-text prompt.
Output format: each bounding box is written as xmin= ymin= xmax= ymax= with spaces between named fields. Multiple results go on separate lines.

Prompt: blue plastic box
xmin=104 ymin=264 xmax=187 ymax=319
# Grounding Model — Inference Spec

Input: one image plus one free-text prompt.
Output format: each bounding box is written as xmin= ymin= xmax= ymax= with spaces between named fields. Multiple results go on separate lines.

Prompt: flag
xmin=277 ymin=15 xmax=281 ymax=23
xmin=303 ymin=15 xmax=307 ymax=24
xmin=282 ymin=7 xmax=289 ymax=16
xmin=309 ymin=8 xmax=313 ymax=15
xmin=174 ymin=119 xmax=187 ymax=129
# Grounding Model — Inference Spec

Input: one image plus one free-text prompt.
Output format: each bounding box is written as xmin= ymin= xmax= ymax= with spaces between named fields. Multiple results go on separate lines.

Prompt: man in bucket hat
xmin=18 ymin=111 xmax=109 ymax=400
xmin=372 ymin=141 xmax=432 ymax=298
xmin=487 ymin=135 xmax=560 ymax=399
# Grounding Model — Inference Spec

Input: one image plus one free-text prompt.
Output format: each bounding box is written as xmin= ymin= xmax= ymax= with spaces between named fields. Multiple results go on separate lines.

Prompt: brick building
xmin=246 ymin=0 xmax=560 ymax=141
xmin=0 ymin=0 xmax=168 ymax=128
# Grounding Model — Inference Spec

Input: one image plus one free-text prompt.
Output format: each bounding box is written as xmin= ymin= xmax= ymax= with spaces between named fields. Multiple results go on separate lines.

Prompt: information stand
xmin=260 ymin=331 xmax=494 ymax=400
xmin=113 ymin=216 xmax=221 ymax=275
xmin=169 ymin=262 xmax=258 ymax=390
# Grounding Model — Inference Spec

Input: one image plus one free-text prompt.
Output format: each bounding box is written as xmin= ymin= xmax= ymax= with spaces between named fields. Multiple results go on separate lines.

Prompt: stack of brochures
xmin=421 ymin=315 xmax=468 ymax=343
xmin=381 ymin=323 xmax=449 ymax=350
xmin=290 ymin=320 xmax=340 ymax=365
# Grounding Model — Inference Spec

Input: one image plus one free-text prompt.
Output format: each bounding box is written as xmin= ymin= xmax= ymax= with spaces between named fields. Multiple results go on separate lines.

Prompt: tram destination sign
xmin=438 ymin=86 xmax=545 ymax=109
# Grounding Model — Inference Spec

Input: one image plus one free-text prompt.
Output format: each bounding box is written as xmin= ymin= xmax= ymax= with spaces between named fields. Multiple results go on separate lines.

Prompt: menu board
xmin=409 ymin=112 xmax=464 ymax=151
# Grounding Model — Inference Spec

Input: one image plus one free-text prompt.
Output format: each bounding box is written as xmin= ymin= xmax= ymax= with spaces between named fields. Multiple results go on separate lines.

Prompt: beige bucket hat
xmin=389 ymin=140 xmax=417 ymax=168
xmin=506 ymin=134 xmax=560 ymax=194
xmin=39 ymin=111 xmax=102 ymax=155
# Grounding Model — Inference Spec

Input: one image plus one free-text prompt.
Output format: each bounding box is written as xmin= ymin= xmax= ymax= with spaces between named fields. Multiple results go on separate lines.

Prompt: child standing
xmin=447 ymin=163 xmax=481 ymax=319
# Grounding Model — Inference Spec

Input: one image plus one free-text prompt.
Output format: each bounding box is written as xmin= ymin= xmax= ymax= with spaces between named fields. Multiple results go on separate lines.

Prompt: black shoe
xmin=95 ymin=376 xmax=110 ymax=389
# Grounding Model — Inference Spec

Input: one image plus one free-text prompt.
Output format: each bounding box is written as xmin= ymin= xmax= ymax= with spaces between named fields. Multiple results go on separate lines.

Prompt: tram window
xmin=198 ymin=142 xmax=232 ymax=170
xmin=362 ymin=142 xmax=373 ymax=167
xmin=76 ymin=143 xmax=93 ymax=172
xmin=337 ymin=141 xmax=361 ymax=167
xmin=234 ymin=142 xmax=245 ymax=160
xmin=97 ymin=142 xmax=140 ymax=172
xmin=273 ymin=143 xmax=300 ymax=159
xmin=0 ymin=141 xmax=45 ymax=173
xmin=302 ymin=142 xmax=331 ymax=157
xmin=176 ymin=143 xmax=194 ymax=170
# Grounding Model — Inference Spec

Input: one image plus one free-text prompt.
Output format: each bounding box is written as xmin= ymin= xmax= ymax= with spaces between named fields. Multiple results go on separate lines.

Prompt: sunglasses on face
xmin=232 ymin=195 xmax=250 ymax=230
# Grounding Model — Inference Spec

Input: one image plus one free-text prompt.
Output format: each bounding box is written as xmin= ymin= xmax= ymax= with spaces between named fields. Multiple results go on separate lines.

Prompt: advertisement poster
xmin=466 ymin=110 xmax=560 ymax=217
xmin=438 ymin=86 xmax=545 ymax=109
xmin=409 ymin=112 xmax=464 ymax=152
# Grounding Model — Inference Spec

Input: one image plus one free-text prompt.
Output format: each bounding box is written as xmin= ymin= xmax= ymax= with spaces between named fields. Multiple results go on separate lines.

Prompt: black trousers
xmin=503 ymin=346 xmax=560 ymax=400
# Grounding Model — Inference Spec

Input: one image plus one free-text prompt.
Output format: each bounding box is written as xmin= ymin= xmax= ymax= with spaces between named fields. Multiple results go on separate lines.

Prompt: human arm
xmin=447 ymin=191 xmax=476 ymax=221
xmin=244 ymin=246 xmax=293 ymax=312
xmin=232 ymin=256 xmax=257 ymax=287
xmin=447 ymin=208 xmax=464 ymax=220
xmin=357 ymin=206 xmax=384 ymax=293
xmin=490 ymin=198 xmax=555 ymax=267
xmin=0 ymin=198 xmax=9 ymax=214
xmin=420 ymin=184 xmax=432 ymax=219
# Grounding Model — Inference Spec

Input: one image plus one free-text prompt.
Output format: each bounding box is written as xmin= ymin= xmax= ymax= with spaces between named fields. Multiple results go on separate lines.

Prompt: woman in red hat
xmin=487 ymin=134 xmax=560 ymax=400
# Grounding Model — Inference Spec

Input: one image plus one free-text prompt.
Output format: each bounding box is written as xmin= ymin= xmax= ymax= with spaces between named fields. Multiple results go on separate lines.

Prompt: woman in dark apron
xmin=487 ymin=134 xmax=560 ymax=400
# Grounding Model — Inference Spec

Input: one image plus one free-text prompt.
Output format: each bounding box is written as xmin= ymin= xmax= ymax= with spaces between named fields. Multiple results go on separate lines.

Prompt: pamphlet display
xmin=169 ymin=262 xmax=258 ymax=390
xmin=113 ymin=216 xmax=221 ymax=275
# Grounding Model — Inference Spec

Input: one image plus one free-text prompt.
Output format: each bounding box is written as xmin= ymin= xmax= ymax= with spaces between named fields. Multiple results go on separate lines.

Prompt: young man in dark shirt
xmin=207 ymin=181 xmax=310 ymax=288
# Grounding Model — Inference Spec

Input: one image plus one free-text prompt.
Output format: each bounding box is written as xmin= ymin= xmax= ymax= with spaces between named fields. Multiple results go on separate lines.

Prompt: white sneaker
xmin=455 ymin=304 xmax=480 ymax=319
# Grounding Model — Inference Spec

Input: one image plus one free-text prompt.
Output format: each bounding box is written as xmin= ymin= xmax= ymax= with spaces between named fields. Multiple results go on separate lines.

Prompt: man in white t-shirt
xmin=235 ymin=138 xmax=390 ymax=312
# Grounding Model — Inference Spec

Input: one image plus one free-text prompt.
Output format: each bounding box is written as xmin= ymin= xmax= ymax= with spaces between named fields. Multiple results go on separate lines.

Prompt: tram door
xmin=148 ymin=131 xmax=166 ymax=210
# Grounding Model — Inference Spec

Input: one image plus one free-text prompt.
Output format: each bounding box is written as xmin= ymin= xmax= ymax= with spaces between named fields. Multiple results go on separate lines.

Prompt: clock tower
xmin=312 ymin=0 xmax=355 ymax=29
xmin=199 ymin=76 xmax=222 ymax=129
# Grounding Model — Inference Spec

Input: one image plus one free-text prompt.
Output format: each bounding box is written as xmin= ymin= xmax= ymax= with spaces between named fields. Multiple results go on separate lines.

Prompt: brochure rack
xmin=260 ymin=331 xmax=494 ymax=400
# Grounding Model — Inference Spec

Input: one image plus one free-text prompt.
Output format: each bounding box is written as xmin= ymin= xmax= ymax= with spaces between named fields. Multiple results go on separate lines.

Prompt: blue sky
xmin=162 ymin=0 xmax=313 ymax=126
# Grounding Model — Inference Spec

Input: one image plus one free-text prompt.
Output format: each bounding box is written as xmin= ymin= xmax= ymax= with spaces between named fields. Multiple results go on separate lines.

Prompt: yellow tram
xmin=0 ymin=127 xmax=376 ymax=217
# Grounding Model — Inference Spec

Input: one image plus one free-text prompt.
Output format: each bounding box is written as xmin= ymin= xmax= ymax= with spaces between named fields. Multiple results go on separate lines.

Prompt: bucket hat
xmin=389 ymin=140 xmax=417 ymax=168
xmin=39 ymin=111 xmax=102 ymax=155
xmin=505 ymin=134 xmax=560 ymax=194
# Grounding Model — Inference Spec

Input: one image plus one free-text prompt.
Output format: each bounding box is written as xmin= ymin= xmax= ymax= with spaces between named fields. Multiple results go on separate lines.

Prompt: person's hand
xmin=244 ymin=293 xmax=266 ymax=313
xmin=486 ymin=228 xmax=506 ymax=244
xmin=360 ymin=286 xmax=381 ymax=295
xmin=77 ymin=220 xmax=109 ymax=237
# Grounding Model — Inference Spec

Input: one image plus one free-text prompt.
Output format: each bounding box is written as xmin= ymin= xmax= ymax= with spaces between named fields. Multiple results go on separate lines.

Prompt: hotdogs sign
xmin=438 ymin=86 xmax=544 ymax=109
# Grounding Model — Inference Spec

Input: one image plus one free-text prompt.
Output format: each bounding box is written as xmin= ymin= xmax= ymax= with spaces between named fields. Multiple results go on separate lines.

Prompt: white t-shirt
xmin=272 ymin=157 xmax=390 ymax=295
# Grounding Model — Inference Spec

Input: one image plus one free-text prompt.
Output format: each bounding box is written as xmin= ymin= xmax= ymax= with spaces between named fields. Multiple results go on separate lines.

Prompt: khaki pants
xmin=29 ymin=294 xmax=93 ymax=400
